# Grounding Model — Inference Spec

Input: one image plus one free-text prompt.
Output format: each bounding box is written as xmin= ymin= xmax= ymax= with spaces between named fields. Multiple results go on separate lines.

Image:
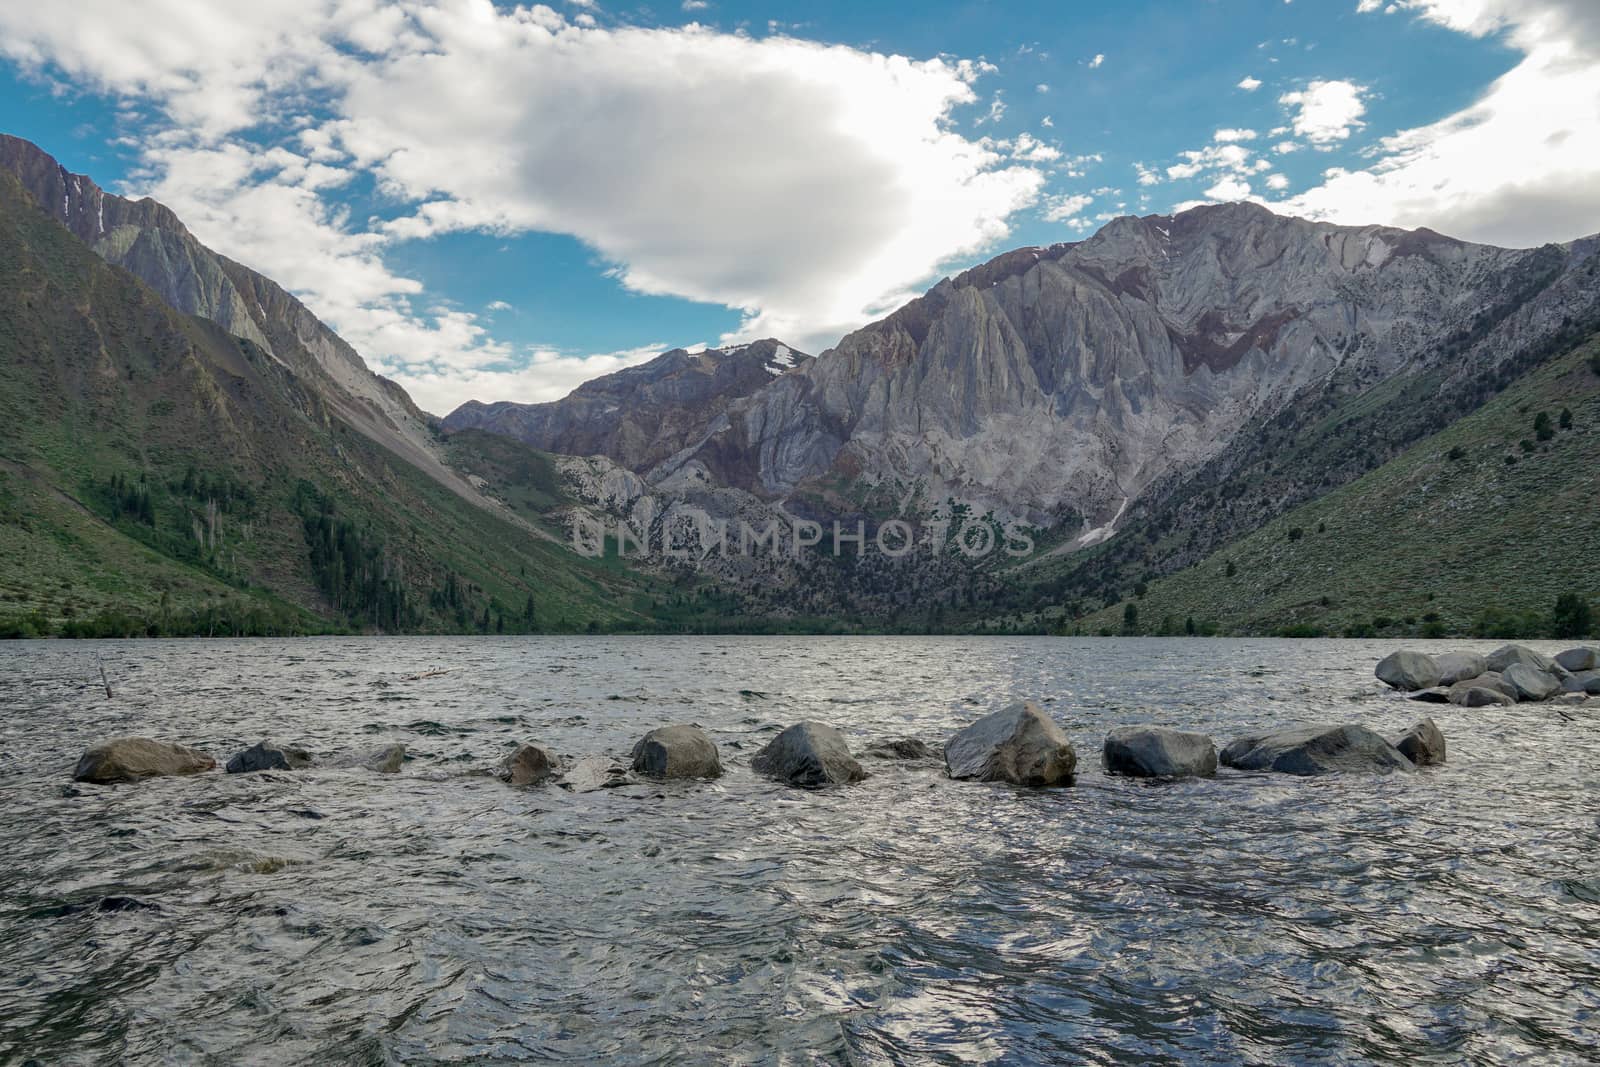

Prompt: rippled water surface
xmin=2 ymin=636 xmax=1598 ymax=1064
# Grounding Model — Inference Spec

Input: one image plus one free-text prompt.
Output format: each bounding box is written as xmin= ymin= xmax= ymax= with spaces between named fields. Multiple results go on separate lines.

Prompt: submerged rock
xmin=559 ymin=757 xmax=633 ymax=793
xmin=1555 ymin=647 xmax=1600 ymax=673
xmin=1375 ymin=651 xmax=1442 ymax=691
xmin=1485 ymin=644 xmax=1555 ymax=675
xmin=1433 ymin=652 xmax=1488 ymax=686
xmin=630 ymin=725 xmax=722 ymax=779
xmin=225 ymin=741 xmax=312 ymax=774
xmin=1408 ymin=687 xmax=1452 ymax=704
xmin=1219 ymin=724 xmax=1414 ymax=775
xmin=1502 ymin=663 xmax=1562 ymax=702
xmin=751 ymin=721 xmax=866 ymax=788
xmin=1395 ymin=718 xmax=1446 ymax=766
xmin=358 ymin=744 xmax=406 ymax=774
xmin=498 ymin=742 xmax=561 ymax=787
xmin=1102 ymin=726 xmax=1217 ymax=779
xmin=73 ymin=738 xmax=216 ymax=783
xmin=862 ymin=737 xmax=937 ymax=761
xmin=945 ymin=702 xmax=1077 ymax=787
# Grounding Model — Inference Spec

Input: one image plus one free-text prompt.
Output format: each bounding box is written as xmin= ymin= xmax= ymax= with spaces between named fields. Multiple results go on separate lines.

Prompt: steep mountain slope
xmin=0 ymin=134 xmax=480 ymax=507
xmin=0 ymin=164 xmax=647 ymax=636
xmin=444 ymin=339 xmax=811 ymax=471
xmin=1068 ymin=332 xmax=1600 ymax=637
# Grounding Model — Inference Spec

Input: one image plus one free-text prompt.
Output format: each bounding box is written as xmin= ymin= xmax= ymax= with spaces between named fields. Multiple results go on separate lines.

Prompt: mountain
xmin=0 ymin=138 xmax=652 ymax=637
xmin=443 ymin=338 xmax=811 ymax=472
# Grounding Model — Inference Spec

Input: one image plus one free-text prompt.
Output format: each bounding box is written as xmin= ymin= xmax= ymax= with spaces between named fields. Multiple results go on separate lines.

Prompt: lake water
xmin=1 ymin=636 xmax=1596 ymax=1064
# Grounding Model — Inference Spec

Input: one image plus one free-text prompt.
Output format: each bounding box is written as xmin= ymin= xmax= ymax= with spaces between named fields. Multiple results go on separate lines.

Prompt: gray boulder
xmin=1219 ymin=724 xmax=1414 ymax=775
xmin=498 ymin=742 xmax=561 ymax=787
xmin=1502 ymin=663 xmax=1562 ymax=702
xmin=1555 ymin=647 xmax=1600 ymax=673
xmin=73 ymin=738 xmax=216 ymax=783
xmin=358 ymin=744 xmax=405 ymax=773
xmin=630 ymin=725 xmax=722 ymax=779
xmin=1375 ymin=650 xmax=1442 ymax=691
xmin=1449 ymin=682 xmax=1516 ymax=707
xmin=751 ymin=721 xmax=866 ymax=788
xmin=1561 ymin=670 xmax=1600 ymax=695
xmin=863 ymin=737 xmax=937 ymax=760
xmin=558 ymin=757 xmax=633 ymax=793
xmin=1407 ymin=687 xmax=1451 ymax=704
xmin=1102 ymin=726 xmax=1217 ymax=779
xmin=1433 ymin=652 xmax=1488 ymax=686
xmin=1485 ymin=644 xmax=1555 ymax=674
xmin=1395 ymin=718 xmax=1446 ymax=766
xmin=226 ymin=741 xmax=312 ymax=774
xmin=1452 ymin=672 xmax=1518 ymax=698
xmin=944 ymin=702 xmax=1077 ymax=787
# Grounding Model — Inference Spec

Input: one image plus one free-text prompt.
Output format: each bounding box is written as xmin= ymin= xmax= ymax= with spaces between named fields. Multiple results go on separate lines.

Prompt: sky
xmin=2 ymin=0 xmax=1598 ymax=414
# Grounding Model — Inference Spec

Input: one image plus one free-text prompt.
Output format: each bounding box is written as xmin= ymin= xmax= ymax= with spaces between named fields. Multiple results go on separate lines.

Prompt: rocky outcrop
xmin=226 ymin=741 xmax=312 ymax=774
xmin=1561 ymin=670 xmax=1600 ymax=695
xmin=751 ymin=722 xmax=866 ymax=788
xmin=862 ymin=738 xmax=938 ymax=760
xmin=499 ymin=743 xmax=561 ymax=787
xmin=1450 ymin=683 xmax=1517 ymax=707
xmin=73 ymin=738 xmax=216 ymax=783
xmin=1395 ymin=718 xmax=1446 ymax=766
xmin=1375 ymin=651 xmax=1442 ymax=691
xmin=1502 ymin=663 xmax=1562 ymax=702
xmin=1555 ymin=647 xmax=1600 ymax=672
xmin=1102 ymin=727 xmax=1217 ymax=779
xmin=1485 ymin=644 xmax=1556 ymax=675
xmin=630 ymin=725 xmax=723 ymax=780
xmin=1219 ymin=724 xmax=1414 ymax=775
xmin=944 ymin=702 xmax=1077 ymax=787
xmin=1434 ymin=652 xmax=1488 ymax=686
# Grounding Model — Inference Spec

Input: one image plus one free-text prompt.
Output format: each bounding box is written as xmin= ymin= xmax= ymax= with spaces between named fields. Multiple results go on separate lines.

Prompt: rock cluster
xmin=1377 ymin=645 xmax=1599 ymax=706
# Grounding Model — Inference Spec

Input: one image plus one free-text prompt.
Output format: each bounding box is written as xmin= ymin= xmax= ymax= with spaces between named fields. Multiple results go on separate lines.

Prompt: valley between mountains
xmin=2 ymin=133 xmax=1596 ymax=639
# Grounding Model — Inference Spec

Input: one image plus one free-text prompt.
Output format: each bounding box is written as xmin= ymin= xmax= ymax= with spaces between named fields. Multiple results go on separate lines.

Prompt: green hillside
xmin=1070 ymin=333 xmax=1600 ymax=638
xmin=0 ymin=170 xmax=652 ymax=637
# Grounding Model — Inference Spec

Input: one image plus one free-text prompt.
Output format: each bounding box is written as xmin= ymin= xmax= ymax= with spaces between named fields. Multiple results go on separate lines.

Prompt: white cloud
xmin=486 ymin=300 xmax=513 ymax=312
xmin=0 ymin=1 xmax=1046 ymax=408
xmin=1278 ymin=0 xmax=1600 ymax=247
xmin=682 ymin=0 xmax=709 ymax=10
xmin=1238 ymin=75 xmax=1263 ymax=91
xmin=1279 ymin=79 xmax=1368 ymax=144
xmin=1213 ymin=127 xmax=1258 ymax=142
xmin=1265 ymin=173 xmax=1291 ymax=190
xmin=1134 ymin=162 xmax=1161 ymax=186
xmin=1089 ymin=53 xmax=1105 ymax=68
xmin=1204 ymin=176 xmax=1252 ymax=201
xmin=384 ymin=343 xmax=673 ymax=414
xmin=1043 ymin=193 xmax=1093 ymax=224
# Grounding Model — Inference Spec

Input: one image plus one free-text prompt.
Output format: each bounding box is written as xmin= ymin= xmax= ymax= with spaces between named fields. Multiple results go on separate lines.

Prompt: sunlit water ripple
xmin=1 ymin=636 xmax=1597 ymax=1064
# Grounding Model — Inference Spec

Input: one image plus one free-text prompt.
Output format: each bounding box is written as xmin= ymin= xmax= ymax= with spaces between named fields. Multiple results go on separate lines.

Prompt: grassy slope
xmin=1073 ymin=334 xmax=1600 ymax=637
xmin=0 ymin=170 xmax=651 ymax=635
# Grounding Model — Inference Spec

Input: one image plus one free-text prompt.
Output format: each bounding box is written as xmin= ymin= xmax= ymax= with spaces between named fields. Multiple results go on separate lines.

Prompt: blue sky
xmin=2 ymin=0 xmax=1597 ymax=413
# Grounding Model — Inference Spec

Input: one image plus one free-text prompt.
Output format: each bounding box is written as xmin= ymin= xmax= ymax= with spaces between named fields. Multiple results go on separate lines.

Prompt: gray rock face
xmin=751 ymin=722 xmax=867 ymax=788
xmin=73 ymin=738 xmax=216 ymax=783
xmin=1219 ymin=724 xmax=1415 ymax=775
xmin=1485 ymin=644 xmax=1555 ymax=675
xmin=226 ymin=741 xmax=312 ymax=774
xmin=1449 ymin=682 xmax=1517 ymax=707
xmin=1102 ymin=726 xmax=1217 ymax=779
xmin=1408 ymin=687 xmax=1452 ymax=704
xmin=358 ymin=744 xmax=406 ymax=774
xmin=1395 ymin=718 xmax=1446 ymax=766
xmin=1434 ymin=652 xmax=1488 ymax=686
xmin=944 ymin=702 xmax=1077 ymax=787
xmin=1555 ymin=647 xmax=1600 ymax=672
xmin=1502 ymin=663 xmax=1562 ymax=702
xmin=630 ymin=725 xmax=723 ymax=779
xmin=863 ymin=737 xmax=937 ymax=760
xmin=1376 ymin=651 xmax=1443 ymax=691
xmin=558 ymin=758 xmax=633 ymax=793
xmin=499 ymin=743 xmax=561 ymax=787
xmin=1561 ymin=670 xmax=1600 ymax=695
xmin=1454 ymin=672 xmax=1518 ymax=699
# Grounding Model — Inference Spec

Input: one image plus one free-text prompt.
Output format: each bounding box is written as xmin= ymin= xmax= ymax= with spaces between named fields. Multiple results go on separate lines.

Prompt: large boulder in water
xmin=1375 ymin=651 xmax=1441 ymax=691
xmin=751 ymin=722 xmax=866 ymax=788
xmin=944 ymin=702 xmax=1077 ymax=787
xmin=1219 ymin=724 xmax=1414 ymax=775
xmin=74 ymin=738 xmax=216 ymax=783
xmin=1102 ymin=726 xmax=1216 ymax=779
xmin=630 ymin=725 xmax=722 ymax=779
xmin=498 ymin=742 xmax=561 ymax=786
xmin=863 ymin=737 xmax=938 ymax=761
xmin=226 ymin=741 xmax=312 ymax=774
xmin=1562 ymin=670 xmax=1600 ymax=695
xmin=1395 ymin=718 xmax=1446 ymax=766
xmin=1555 ymin=647 xmax=1600 ymax=672
xmin=1433 ymin=652 xmax=1488 ymax=686
xmin=559 ymin=757 xmax=633 ymax=793
xmin=1449 ymin=683 xmax=1516 ymax=707
xmin=1502 ymin=663 xmax=1562 ymax=702
xmin=1485 ymin=644 xmax=1555 ymax=674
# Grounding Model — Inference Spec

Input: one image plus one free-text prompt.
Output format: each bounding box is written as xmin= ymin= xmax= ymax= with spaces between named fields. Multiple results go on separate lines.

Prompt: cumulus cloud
xmin=1278 ymin=79 xmax=1368 ymax=144
xmin=1237 ymin=75 xmax=1263 ymax=91
xmin=1276 ymin=0 xmax=1600 ymax=247
xmin=0 ymin=0 xmax=1046 ymax=408
xmin=1043 ymin=193 xmax=1094 ymax=225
